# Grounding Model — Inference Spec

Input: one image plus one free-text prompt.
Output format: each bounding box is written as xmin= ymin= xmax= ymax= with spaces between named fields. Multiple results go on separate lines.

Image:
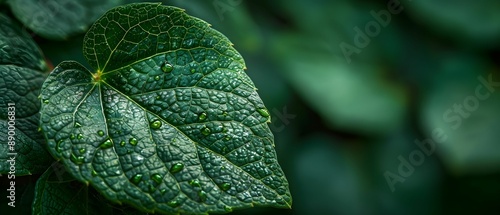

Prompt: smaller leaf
xmin=33 ymin=163 xmax=147 ymax=214
xmin=0 ymin=13 xmax=53 ymax=175
xmin=8 ymin=0 xmax=123 ymax=40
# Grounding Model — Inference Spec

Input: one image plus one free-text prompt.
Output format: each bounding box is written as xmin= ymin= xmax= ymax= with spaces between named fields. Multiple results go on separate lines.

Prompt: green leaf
xmin=33 ymin=163 xmax=137 ymax=215
xmin=39 ymin=3 xmax=291 ymax=214
xmin=8 ymin=0 xmax=123 ymax=40
xmin=0 ymin=13 xmax=53 ymax=175
xmin=404 ymin=0 xmax=500 ymax=47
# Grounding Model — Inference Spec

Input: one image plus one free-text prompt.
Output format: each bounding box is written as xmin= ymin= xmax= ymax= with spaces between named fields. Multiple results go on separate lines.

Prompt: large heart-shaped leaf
xmin=0 ymin=13 xmax=53 ymax=175
xmin=39 ymin=3 xmax=291 ymax=214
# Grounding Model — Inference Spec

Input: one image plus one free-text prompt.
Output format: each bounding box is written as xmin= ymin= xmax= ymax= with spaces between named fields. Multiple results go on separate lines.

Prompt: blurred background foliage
xmin=2 ymin=0 xmax=500 ymax=214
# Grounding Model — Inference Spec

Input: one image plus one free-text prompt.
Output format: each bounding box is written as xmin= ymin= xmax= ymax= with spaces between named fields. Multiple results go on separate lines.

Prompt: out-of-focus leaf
xmin=0 ymin=13 xmax=53 ymax=175
xmin=404 ymin=0 xmax=500 ymax=47
xmin=271 ymin=33 xmax=407 ymax=135
xmin=33 ymin=164 xmax=146 ymax=214
xmin=421 ymin=54 xmax=500 ymax=174
xmin=0 ymin=177 xmax=36 ymax=214
xmin=8 ymin=0 xmax=123 ymax=40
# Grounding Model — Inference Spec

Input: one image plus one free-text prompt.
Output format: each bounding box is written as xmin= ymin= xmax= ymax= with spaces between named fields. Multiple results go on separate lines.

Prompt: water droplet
xmin=167 ymin=200 xmax=180 ymax=207
xmin=149 ymin=184 xmax=156 ymax=193
xmin=222 ymin=111 xmax=228 ymax=117
xmin=220 ymin=182 xmax=231 ymax=191
xmin=189 ymin=179 xmax=201 ymax=187
xmin=120 ymin=141 xmax=126 ymax=147
xmin=198 ymin=112 xmax=207 ymax=121
xmin=224 ymin=205 xmax=232 ymax=212
xmin=74 ymin=122 xmax=82 ymax=128
xmin=70 ymin=134 xmax=75 ymax=139
xmin=79 ymin=148 xmax=86 ymax=154
xmin=99 ymin=139 xmax=113 ymax=149
xmin=160 ymin=189 xmax=167 ymax=195
xmin=129 ymin=137 xmax=138 ymax=146
xmin=56 ymin=140 xmax=63 ymax=153
xmin=91 ymin=170 xmax=98 ymax=177
xmin=97 ymin=130 xmax=105 ymax=136
xmin=201 ymin=127 xmax=211 ymax=136
xmin=151 ymin=173 xmax=163 ymax=184
xmin=130 ymin=174 xmax=143 ymax=185
xmin=70 ymin=154 xmax=84 ymax=165
xmin=43 ymin=100 xmax=49 ymax=104
xmin=37 ymin=94 xmax=42 ymax=99
xmin=155 ymin=95 xmax=161 ymax=100
xmin=150 ymin=120 xmax=162 ymax=129
xmin=257 ymin=108 xmax=270 ymax=117
xmin=77 ymin=133 xmax=83 ymax=139
xmin=198 ymin=190 xmax=207 ymax=202
xmin=161 ymin=62 xmax=174 ymax=73
xmin=190 ymin=68 xmax=196 ymax=73
xmin=154 ymin=75 xmax=160 ymax=81
xmin=170 ymin=163 xmax=184 ymax=173
xmin=37 ymin=127 xmax=42 ymax=132
xmin=224 ymin=136 xmax=231 ymax=141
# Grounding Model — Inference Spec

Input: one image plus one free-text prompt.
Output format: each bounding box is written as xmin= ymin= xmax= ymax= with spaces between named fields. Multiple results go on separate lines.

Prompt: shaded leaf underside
xmin=0 ymin=13 xmax=52 ymax=175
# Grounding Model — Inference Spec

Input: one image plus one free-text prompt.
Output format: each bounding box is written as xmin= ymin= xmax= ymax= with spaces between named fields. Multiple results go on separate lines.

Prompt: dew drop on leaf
xmin=198 ymin=190 xmax=207 ymax=202
xmin=257 ymin=108 xmax=270 ymax=118
xmin=224 ymin=206 xmax=232 ymax=212
xmin=151 ymin=173 xmax=163 ymax=184
xmin=43 ymin=99 xmax=49 ymax=104
xmin=99 ymin=139 xmax=113 ymax=149
xmin=129 ymin=137 xmax=138 ymax=146
xmin=97 ymin=130 xmax=105 ymax=136
xmin=170 ymin=163 xmax=184 ymax=173
xmin=55 ymin=140 xmax=63 ymax=152
xmin=37 ymin=127 xmax=42 ymax=132
xmin=220 ymin=182 xmax=231 ymax=191
xmin=189 ymin=179 xmax=201 ymax=187
xmin=150 ymin=120 xmax=162 ymax=129
xmin=190 ymin=68 xmax=196 ymax=73
xmin=167 ymin=200 xmax=180 ymax=208
xmin=74 ymin=122 xmax=82 ymax=128
xmin=91 ymin=170 xmax=98 ymax=177
xmin=130 ymin=173 xmax=143 ymax=185
xmin=79 ymin=148 xmax=86 ymax=154
xmin=161 ymin=62 xmax=173 ymax=73
xmin=198 ymin=112 xmax=207 ymax=121
xmin=160 ymin=189 xmax=167 ymax=195
xmin=201 ymin=127 xmax=211 ymax=136
xmin=70 ymin=134 xmax=75 ymax=139
xmin=120 ymin=141 xmax=126 ymax=146
xmin=77 ymin=133 xmax=83 ymax=139
xmin=70 ymin=154 xmax=84 ymax=165
xmin=154 ymin=75 xmax=160 ymax=81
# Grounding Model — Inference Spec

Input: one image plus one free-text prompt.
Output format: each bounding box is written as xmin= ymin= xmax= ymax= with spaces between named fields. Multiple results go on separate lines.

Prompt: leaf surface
xmin=39 ymin=3 xmax=291 ymax=214
xmin=0 ymin=13 xmax=53 ymax=175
